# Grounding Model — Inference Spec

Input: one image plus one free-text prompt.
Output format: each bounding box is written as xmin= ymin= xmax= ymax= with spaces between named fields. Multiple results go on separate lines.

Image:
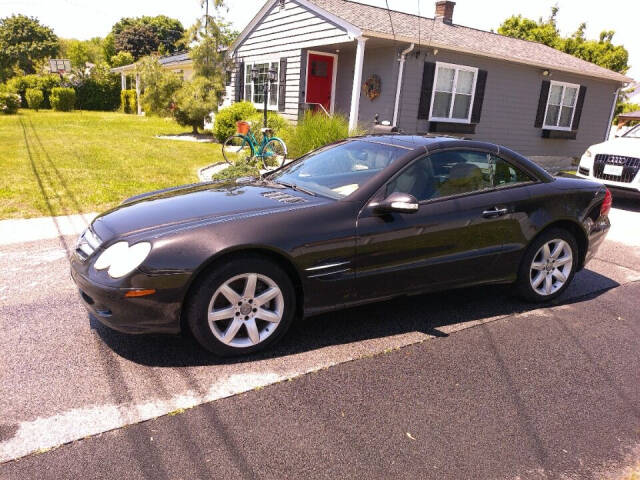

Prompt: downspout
xmin=604 ymin=87 xmax=621 ymax=140
xmin=392 ymin=43 xmax=415 ymax=127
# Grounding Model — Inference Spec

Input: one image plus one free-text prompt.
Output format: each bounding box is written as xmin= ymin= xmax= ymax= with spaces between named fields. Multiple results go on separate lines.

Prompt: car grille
xmin=593 ymin=154 xmax=640 ymax=183
xmin=75 ymin=227 xmax=102 ymax=261
xmin=262 ymin=191 xmax=307 ymax=204
xmin=578 ymin=166 xmax=590 ymax=176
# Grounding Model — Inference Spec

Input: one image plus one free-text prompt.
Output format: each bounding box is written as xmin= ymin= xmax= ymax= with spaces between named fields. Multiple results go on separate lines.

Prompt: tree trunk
xmin=192 ymin=124 xmax=198 ymax=134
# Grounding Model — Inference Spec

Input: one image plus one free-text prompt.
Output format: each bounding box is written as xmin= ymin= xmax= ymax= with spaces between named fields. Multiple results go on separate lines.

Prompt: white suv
xmin=577 ymin=124 xmax=640 ymax=195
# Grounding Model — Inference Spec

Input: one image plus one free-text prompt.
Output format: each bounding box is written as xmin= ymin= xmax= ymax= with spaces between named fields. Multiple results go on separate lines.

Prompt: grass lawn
xmin=0 ymin=109 xmax=223 ymax=219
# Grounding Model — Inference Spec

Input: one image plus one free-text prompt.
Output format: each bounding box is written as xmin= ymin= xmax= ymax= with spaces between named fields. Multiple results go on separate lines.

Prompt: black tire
xmin=186 ymin=256 xmax=296 ymax=356
xmin=222 ymin=135 xmax=254 ymax=165
xmin=515 ymin=228 xmax=579 ymax=303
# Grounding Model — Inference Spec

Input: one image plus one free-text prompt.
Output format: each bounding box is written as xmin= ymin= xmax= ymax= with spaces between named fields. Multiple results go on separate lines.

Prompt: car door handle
xmin=482 ymin=207 xmax=509 ymax=218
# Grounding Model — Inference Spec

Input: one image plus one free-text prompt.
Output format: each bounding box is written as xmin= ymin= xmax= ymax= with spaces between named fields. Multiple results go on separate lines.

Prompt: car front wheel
xmin=186 ymin=257 xmax=296 ymax=356
xmin=516 ymin=228 xmax=578 ymax=302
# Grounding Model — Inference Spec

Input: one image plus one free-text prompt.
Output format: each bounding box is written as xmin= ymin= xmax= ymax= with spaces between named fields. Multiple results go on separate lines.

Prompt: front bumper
xmin=70 ymin=263 xmax=183 ymax=335
xmin=577 ymin=155 xmax=640 ymax=195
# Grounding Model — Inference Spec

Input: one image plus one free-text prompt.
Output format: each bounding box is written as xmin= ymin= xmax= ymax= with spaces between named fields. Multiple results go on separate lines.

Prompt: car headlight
xmin=94 ymin=241 xmax=152 ymax=279
xmin=584 ymin=149 xmax=592 ymax=158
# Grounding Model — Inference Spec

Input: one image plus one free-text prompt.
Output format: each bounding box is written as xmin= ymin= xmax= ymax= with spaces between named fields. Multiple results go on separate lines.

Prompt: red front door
xmin=306 ymin=53 xmax=334 ymax=113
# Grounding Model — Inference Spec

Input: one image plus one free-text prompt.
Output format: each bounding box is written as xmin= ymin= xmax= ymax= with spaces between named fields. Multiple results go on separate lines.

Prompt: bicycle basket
xmin=236 ymin=121 xmax=250 ymax=135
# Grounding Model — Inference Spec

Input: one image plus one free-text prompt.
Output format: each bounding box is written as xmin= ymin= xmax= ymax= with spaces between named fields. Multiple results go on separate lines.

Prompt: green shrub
xmin=281 ymin=111 xmax=357 ymax=159
xmin=6 ymin=74 xmax=61 ymax=108
xmin=50 ymin=87 xmax=76 ymax=111
xmin=74 ymin=64 xmax=121 ymax=111
xmin=120 ymin=89 xmax=137 ymax=113
xmin=0 ymin=92 xmax=21 ymax=114
xmin=246 ymin=111 xmax=289 ymax=143
xmin=213 ymin=101 xmax=257 ymax=142
xmin=25 ymin=88 xmax=44 ymax=110
xmin=172 ymin=76 xmax=223 ymax=134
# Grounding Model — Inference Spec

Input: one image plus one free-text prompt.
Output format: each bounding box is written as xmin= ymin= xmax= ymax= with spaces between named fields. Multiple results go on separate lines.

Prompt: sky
xmin=0 ymin=0 xmax=636 ymax=80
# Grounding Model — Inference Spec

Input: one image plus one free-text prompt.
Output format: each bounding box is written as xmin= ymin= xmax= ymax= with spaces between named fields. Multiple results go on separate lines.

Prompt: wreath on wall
xmin=362 ymin=74 xmax=382 ymax=100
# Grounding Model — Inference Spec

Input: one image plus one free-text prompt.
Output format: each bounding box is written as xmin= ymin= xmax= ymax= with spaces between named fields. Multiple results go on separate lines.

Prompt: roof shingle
xmin=306 ymin=0 xmax=631 ymax=83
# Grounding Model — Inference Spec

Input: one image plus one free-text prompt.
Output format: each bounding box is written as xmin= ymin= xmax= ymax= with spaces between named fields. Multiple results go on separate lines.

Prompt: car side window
xmin=387 ymin=150 xmax=492 ymax=201
xmin=490 ymin=155 xmax=533 ymax=186
xmin=387 ymin=150 xmax=533 ymax=201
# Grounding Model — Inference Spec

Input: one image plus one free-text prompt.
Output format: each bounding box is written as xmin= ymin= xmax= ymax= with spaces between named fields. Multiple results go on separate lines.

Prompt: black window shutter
xmin=534 ymin=80 xmax=550 ymax=128
xmin=470 ymin=69 xmax=488 ymax=123
xmin=571 ymin=85 xmax=587 ymax=130
xmin=418 ymin=62 xmax=437 ymax=120
xmin=278 ymin=58 xmax=287 ymax=112
xmin=235 ymin=62 xmax=244 ymax=103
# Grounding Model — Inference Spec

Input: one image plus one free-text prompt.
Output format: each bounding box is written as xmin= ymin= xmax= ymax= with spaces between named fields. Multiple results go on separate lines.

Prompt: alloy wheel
xmin=207 ymin=273 xmax=284 ymax=348
xmin=529 ymin=239 xmax=573 ymax=296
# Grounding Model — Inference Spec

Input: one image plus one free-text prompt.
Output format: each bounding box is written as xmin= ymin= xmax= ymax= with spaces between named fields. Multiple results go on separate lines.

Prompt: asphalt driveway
xmin=1 ymin=199 xmax=639 ymax=477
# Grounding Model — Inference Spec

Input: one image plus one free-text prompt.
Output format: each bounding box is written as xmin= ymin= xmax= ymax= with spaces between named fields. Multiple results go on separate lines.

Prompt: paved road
xmin=3 ymin=281 xmax=640 ymax=479
xmin=1 ymin=200 xmax=639 ymax=473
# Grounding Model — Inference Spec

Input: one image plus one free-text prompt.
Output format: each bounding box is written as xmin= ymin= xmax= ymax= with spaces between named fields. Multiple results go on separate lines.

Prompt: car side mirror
xmin=373 ymin=192 xmax=419 ymax=214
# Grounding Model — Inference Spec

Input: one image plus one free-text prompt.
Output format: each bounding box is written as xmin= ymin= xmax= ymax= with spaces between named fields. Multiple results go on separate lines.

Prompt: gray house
xmin=228 ymin=0 xmax=632 ymax=164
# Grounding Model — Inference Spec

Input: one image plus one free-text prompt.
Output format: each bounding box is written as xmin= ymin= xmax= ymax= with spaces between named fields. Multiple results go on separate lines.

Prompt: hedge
xmin=25 ymin=88 xmax=44 ymax=111
xmin=50 ymin=87 xmax=76 ymax=111
xmin=6 ymin=74 xmax=61 ymax=109
xmin=75 ymin=78 xmax=120 ymax=111
xmin=120 ymin=89 xmax=137 ymax=114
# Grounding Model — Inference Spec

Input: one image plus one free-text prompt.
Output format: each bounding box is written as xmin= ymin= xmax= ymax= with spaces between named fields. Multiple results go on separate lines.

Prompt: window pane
xmin=269 ymin=84 xmax=277 ymax=106
xmin=548 ymin=85 xmax=562 ymax=105
xmin=545 ymin=104 xmax=560 ymax=126
xmin=562 ymin=87 xmax=577 ymax=106
xmin=244 ymin=85 xmax=252 ymax=101
xmin=432 ymin=92 xmax=452 ymax=118
xmin=456 ymin=70 xmax=474 ymax=94
xmin=452 ymin=94 xmax=471 ymax=119
xmin=435 ymin=67 xmax=455 ymax=92
xmin=559 ymin=106 xmax=574 ymax=127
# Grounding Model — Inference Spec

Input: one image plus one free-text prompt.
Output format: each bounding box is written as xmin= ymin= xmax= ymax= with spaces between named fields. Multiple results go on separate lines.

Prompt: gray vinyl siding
xmin=396 ymin=48 xmax=621 ymax=158
xmin=230 ymin=0 xmax=352 ymax=123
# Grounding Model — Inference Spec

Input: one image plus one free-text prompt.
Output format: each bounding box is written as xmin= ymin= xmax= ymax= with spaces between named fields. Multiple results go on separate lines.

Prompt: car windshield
xmin=267 ymin=140 xmax=408 ymax=199
xmin=622 ymin=124 xmax=640 ymax=138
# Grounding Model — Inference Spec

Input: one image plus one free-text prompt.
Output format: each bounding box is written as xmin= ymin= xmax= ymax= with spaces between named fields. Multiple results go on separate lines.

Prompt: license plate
xmin=603 ymin=164 xmax=624 ymax=176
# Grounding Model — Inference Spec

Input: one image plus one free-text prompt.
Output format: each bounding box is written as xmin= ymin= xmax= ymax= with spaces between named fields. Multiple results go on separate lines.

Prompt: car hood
xmin=91 ymin=180 xmax=325 ymax=242
xmin=587 ymin=137 xmax=640 ymax=157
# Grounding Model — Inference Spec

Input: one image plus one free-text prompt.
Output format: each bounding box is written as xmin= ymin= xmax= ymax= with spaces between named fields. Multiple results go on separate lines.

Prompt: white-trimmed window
xmin=543 ymin=80 xmax=579 ymax=130
xmin=244 ymin=61 xmax=279 ymax=109
xmin=429 ymin=62 xmax=478 ymax=123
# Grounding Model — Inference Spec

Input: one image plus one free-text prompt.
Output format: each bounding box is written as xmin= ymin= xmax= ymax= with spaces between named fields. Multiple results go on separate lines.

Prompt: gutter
xmin=392 ymin=43 xmax=415 ymax=127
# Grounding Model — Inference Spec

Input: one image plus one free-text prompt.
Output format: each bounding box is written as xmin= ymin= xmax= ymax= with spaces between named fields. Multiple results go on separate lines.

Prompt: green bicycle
xmin=222 ymin=121 xmax=287 ymax=170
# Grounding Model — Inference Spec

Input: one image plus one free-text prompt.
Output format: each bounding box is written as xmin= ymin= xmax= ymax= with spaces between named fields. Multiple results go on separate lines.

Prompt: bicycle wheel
xmin=261 ymin=138 xmax=287 ymax=170
xmin=222 ymin=135 xmax=254 ymax=165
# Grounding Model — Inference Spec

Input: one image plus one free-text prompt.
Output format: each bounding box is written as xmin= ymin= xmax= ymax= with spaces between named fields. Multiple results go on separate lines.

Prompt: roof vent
xmin=262 ymin=191 xmax=307 ymax=204
xmin=435 ymin=1 xmax=455 ymax=25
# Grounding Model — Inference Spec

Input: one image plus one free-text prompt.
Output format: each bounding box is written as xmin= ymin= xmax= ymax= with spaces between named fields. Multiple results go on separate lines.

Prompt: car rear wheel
xmin=516 ymin=228 xmax=578 ymax=303
xmin=186 ymin=257 xmax=296 ymax=356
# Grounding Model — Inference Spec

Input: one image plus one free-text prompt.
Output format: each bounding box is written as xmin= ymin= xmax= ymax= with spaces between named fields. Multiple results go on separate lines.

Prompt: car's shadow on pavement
xmin=93 ymin=268 xmax=619 ymax=368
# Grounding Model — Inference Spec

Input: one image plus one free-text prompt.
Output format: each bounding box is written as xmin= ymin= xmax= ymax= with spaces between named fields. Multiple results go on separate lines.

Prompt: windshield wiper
xmin=273 ymin=180 xmax=317 ymax=196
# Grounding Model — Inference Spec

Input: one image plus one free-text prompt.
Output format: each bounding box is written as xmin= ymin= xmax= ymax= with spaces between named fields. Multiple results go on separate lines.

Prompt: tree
xmin=135 ymin=56 xmax=182 ymax=116
xmin=107 ymin=15 xmax=185 ymax=63
xmin=172 ymin=76 xmax=221 ymax=133
xmin=497 ymin=7 xmax=629 ymax=74
xmin=59 ymin=38 xmax=105 ymax=68
xmin=114 ymin=24 xmax=159 ymax=60
xmin=0 ymin=15 xmax=58 ymax=80
xmin=110 ymin=51 xmax=134 ymax=68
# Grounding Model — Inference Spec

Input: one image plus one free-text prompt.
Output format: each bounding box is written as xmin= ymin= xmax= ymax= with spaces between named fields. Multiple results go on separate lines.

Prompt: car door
xmin=353 ymin=149 xmax=533 ymax=301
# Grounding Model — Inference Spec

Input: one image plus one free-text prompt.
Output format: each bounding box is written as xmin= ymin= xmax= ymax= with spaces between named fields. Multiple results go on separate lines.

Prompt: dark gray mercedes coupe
xmin=71 ymin=135 xmax=611 ymax=356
